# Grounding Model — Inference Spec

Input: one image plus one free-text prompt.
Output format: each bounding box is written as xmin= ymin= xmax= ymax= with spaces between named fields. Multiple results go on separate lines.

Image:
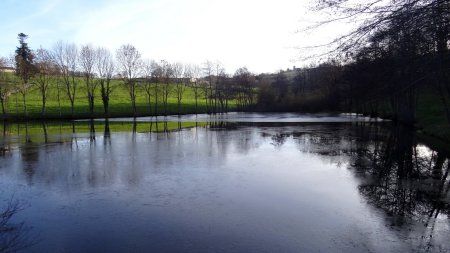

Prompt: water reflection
xmin=264 ymin=125 xmax=449 ymax=213
xmin=0 ymin=120 xmax=448 ymax=252
xmin=353 ymin=127 xmax=450 ymax=221
xmin=0 ymin=198 xmax=34 ymax=253
xmin=261 ymin=123 xmax=450 ymax=251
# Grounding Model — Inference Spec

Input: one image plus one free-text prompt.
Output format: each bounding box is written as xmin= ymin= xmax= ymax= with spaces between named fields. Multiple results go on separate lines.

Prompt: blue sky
xmin=0 ymin=0 xmax=345 ymax=73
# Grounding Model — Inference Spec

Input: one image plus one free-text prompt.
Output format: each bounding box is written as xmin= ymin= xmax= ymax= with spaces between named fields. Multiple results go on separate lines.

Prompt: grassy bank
xmin=415 ymin=89 xmax=450 ymax=141
xmin=1 ymin=77 xmax=234 ymax=120
xmin=356 ymin=88 xmax=450 ymax=142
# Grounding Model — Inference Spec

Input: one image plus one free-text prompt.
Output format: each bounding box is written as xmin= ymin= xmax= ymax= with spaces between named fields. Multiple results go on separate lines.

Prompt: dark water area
xmin=0 ymin=113 xmax=449 ymax=252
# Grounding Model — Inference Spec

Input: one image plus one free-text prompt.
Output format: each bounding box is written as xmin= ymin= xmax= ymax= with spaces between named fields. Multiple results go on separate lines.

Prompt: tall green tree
xmin=15 ymin=33 xmax=36 ymax=116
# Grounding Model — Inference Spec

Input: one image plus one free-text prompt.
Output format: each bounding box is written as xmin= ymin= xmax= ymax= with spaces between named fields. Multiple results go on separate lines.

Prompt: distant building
xmin=0 ymin=67 xmax=15 ymax=73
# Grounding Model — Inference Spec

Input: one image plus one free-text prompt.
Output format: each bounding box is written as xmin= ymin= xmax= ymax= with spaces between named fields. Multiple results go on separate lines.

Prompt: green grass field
xmin=1 ymin=75 xmax=231 ymax=120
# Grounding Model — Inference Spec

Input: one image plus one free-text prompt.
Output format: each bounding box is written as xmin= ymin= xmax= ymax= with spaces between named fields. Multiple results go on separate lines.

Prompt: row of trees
xmin=256 ymin=63 xmax=342 ymax=112
xmin=0 ymin=34 xmax=258 ymax=119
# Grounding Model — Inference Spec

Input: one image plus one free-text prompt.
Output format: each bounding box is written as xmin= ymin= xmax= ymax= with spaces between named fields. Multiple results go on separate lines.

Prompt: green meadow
xmin=2 ymin=76 xmax=226 ymax=120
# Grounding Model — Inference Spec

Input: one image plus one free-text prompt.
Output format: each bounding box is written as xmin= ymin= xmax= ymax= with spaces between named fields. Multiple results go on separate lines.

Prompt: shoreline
xmin=1 ymin=111 xmax=448 ymax=147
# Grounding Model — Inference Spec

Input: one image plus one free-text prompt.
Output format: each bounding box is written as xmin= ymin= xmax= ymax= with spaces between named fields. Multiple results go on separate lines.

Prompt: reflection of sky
xmin=416 ymin=144 xmax=434 ymax=158
xmin=0 ymin=124 xmax=448 ymax=252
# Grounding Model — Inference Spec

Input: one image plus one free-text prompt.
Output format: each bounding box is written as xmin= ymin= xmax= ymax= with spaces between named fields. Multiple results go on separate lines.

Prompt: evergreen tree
xmin=15 ymin=33 xmax=36 ymax=116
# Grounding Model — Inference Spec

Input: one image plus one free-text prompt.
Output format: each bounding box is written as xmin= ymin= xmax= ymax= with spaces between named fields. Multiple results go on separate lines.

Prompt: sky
xmin=0 ymin=0 xmax=348 ymax=74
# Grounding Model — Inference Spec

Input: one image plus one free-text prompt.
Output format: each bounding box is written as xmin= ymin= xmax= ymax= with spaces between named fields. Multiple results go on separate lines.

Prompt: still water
xmin=0 ymin=113 xmax=449 ymax=253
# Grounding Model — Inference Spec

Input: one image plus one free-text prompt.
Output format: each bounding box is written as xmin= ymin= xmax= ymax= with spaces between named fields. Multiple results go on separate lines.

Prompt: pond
xmin=0 ymin=113 xmax=448 ymax=253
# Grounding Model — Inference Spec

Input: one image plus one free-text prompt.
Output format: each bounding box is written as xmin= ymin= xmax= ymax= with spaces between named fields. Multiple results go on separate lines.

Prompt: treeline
xmin=256 ymin=0 xmax=450 ymax=127
xmin=256 ymin=62 xmax=343 ymax=112
xmin=0 ymin=33 xmax=258 ymax=119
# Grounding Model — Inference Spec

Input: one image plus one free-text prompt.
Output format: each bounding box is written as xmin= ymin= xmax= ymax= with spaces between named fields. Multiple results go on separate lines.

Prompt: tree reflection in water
xmin=0 ymin=198 xmax=34 ymax=253
xmin=260 ymin=123 xmax=450 ymax=234
xmin=349 ymin=126 xmax=449 ymax=223
xmin=345 ymin=125 xmax=450 ymax=252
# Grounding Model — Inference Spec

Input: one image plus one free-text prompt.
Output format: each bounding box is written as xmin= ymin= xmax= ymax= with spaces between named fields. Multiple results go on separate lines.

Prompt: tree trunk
xmin=22 ymin=93 xmax=27 ymax=117
xmin=154 ymin=84 xmax=158 ymax=116
xmin=57 ymin=83 xmax=61 ymax=118
xmin=15 ymin=94 xmax=18 ymax=115
xmin=147 ymin=94 xmax=152 ymax=116
xmin=89 ymin=94 xmax=95 ymax=117
xmin=195 ymin=92 xmax=198 ymax=114
xmin=0 ymin=97 xmax=6 ymax=119
xmin=71 ymin=100 xmax=75 ymax=118
xmin=41 ymin=94 xmax=46 ymax=116
xmin=104 ymin=100 xmax=109 ymax=116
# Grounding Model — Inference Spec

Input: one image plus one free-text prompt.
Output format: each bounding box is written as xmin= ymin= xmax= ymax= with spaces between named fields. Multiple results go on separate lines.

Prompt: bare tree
xmin=116 ymin=44 xmax=142 ymax=116
xmin=0 ymin=57 xmax=14 ymax=117
xmin=190 ymin=64 xmax=203 ymax=114
xmin=53 ymin=41 xmax=78 ymax=117
xmin=48 ymin=53 xmax=62 ymax=117
xmin=202 ymin=60 xmax=214 ymax=113
xmin=173 ymin=62 xmax=185 ymax=114
xmin=213 ymin=62 xmax=225 ymax=112
xmin=79 ymin=44 xmax=97 ymax=116
xmin=160 ymin=60 xmax=173 ymax=116
xmin=234 ymin=67 xmax=256 ymax=109
xmin=141 ymin=59 xmax=154 ymax=115
xmin=151 ymin=61 xmax=163 ymax=116
xmin=95 ymin=47 xmax=115 ymax=116
xmin=216 ymin=68 xmax=229 ymax=113
xmin=34 ymin=47 xmax=54 ymax=116
xmin=183 ymin=64 xmax=194 ymax=112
